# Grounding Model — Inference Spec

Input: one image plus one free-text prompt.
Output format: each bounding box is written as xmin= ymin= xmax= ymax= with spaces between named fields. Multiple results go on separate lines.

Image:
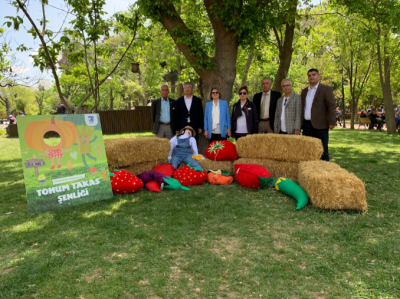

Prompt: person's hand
xmin=329 ymin=125 xmax=335 ymax=130
xmin=294 ymin=129 xmax=300 ymax=135
xmin=227 ymin=128 xmax=231 ymax=136
xmin=204 ymin=130 xmax=209 ymax=138
xmin=198 ymin=128 xmax=203 ymax=134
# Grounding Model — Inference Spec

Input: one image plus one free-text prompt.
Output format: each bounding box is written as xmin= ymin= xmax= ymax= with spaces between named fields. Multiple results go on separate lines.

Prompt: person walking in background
xmin=231 ymin=86 xmax=258 ymax=141
xmin=204 ymin=88 xmax=231 ymax=142
xmin=253 ymin=78 xmax=281 ymax=134
xmin=274 ymin=79 xmax=301 ymax=135
xmin=151 ymin=84 xmax=176 ymax=140
xmin=301 ymin=68 xmax=336 ymax=161
xmin=335 ymin=107 xmax=342 ymax=127
xmin=175 ymin=82 xmax=204 ymax=142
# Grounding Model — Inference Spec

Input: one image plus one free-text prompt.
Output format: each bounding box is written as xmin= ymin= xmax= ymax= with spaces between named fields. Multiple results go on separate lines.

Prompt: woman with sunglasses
xmin=231 ymin=86 xmax=258 ymax=140
xmin=204 ymin=88 xmax=231 ymax=142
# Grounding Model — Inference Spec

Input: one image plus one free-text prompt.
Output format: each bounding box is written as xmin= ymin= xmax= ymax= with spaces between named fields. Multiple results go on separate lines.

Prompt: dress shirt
xmin=169 ymin=134 xmax=198 ymax=157
xmin=281 ymin=97 xmax=289 ymax=132
xmin=212 ymin=100 xmax=221 ymax=133
xmin=304 ymin=83 xmax=319 ymax=120
xmin=236 ymin=105 xmax=248 ymax=133
xmin=184 ymin=95 xmax=193 ymax=122
xmin=159 ymin=97 xmax=170 ymax=123
xmin=261 ymin=91 xmax=271 ymax=119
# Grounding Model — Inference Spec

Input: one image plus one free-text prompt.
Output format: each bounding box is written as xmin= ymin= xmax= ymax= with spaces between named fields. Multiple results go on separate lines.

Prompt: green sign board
xmin=16 ymin=114 xmax=113 ymax=213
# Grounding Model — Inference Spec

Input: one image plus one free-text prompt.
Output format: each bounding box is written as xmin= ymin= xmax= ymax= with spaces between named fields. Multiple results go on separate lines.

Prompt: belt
xmin=159 ymin=122 xmax=170 ymax=125
xmin=259 ymin=118 xmax=269 ymax=121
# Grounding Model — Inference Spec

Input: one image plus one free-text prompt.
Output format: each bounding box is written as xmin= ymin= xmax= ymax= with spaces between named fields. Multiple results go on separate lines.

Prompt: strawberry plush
xmin=153 ymin=162 xmax=175 ymax=177
xmin=234 ymin=164 xmax=271 ymax=189
xmin=110 ymin=169 xmax=144 ymax=194
xmin=173 ymin=164 xmax=207 ymax=186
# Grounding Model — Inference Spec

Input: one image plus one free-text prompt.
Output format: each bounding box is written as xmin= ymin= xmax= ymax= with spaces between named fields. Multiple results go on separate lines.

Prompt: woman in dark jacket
xmin=231 ymin=86 xmax=258 ymax=140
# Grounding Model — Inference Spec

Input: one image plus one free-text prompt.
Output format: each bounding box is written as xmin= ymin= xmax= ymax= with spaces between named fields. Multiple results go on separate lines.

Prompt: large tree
xmin=137 ymin=0 xmax=297 ymax=103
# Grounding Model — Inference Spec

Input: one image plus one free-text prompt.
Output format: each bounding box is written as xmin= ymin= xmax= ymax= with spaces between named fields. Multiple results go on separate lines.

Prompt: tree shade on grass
xmin=0 ymin=129 xmax=399 ymax=298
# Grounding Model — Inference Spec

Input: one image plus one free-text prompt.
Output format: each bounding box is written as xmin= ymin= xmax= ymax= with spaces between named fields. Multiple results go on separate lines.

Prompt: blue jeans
xmin=170 ymin=137 xmax=202 ymax=169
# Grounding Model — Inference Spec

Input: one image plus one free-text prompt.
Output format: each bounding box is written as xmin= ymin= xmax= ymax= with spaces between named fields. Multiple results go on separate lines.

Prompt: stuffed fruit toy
xmin=234 ymin=164 xmax=271 ymax=189
xmin=204 ymin=140 xmax=239 ymax=161
xmin=145 ymin=180 xmax=162 ymax=193
xmin=110 ymin=169 xmax=144 ymax=194
xmin=173 ymin=164 xmax=207 ymax=186
xmin=153 ymin=162 xmax=175 ymax=177
xmin=207 ymin=170 xmax=234 ymax=185
xmin=138 ymin=170 xmax=189 ymax=191
xmin=259 ymin=177 xmax=308 ymax=210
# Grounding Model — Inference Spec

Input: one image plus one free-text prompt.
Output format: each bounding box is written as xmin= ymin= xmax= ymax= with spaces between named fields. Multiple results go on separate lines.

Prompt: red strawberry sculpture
xmin=110 ymin=169 xmax=144 ymax=194
xmin=153 ymin=162 xmax=175 ymax=177
xmin=204 ymin=140 xmax=239 ymax=161
xmin=173 ymin=164 xmax=207 ymax=186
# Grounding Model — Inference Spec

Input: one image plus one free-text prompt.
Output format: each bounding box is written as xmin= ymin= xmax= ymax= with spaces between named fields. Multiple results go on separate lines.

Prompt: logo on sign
xmin=85 ymin=114 xmax=98 ymax=126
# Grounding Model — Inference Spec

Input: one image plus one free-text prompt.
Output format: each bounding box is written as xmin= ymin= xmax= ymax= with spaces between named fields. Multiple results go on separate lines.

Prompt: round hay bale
xmin=234 ymin=158 xmax=298 ymax=181
xmin=105 ymin=137 xmax=170 ymax=168
xmin=298 ymin=161 xmax=367 ymax=211
xmin=236 ymin=134 xmax=323 ymax=162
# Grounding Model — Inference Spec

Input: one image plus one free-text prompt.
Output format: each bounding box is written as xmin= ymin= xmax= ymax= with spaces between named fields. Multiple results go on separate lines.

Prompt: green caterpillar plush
xmin=260 ymin=177 xmax=308 ymax=210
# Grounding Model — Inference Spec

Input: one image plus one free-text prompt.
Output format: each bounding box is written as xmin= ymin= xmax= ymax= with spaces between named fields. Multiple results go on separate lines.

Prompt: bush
xmin=0 ymin=130 xmax=6 ymax=136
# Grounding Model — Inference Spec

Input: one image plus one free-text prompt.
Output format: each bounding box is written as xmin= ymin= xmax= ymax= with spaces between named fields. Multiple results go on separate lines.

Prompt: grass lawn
xmin=1 ymin=129 xmax=399 ymax=298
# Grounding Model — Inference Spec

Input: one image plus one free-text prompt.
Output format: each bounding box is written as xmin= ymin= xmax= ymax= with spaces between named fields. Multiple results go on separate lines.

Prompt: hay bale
xmin=234 ymin=158 xmax=298 ymax=181
xmin=298 ymin=161 xmax=367 ymax=211
xmin=105 ymin=137 xmax=170 ymax=168
xmin=119 ymin=160 xmax=167 ymax=176
xmin=236 ymin=134 xmax=323 ymax=162
xmin=198 ymin=159 xmax=234 ymax=173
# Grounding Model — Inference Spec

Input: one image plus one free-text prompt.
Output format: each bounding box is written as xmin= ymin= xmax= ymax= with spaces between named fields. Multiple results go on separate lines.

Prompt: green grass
xmin=1 ymin=129 xmax=399 ymax=298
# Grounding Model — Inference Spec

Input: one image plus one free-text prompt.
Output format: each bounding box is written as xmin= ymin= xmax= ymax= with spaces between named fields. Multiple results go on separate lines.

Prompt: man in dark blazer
xmin=151 ymin=84 xmax=176 ymax=139
xmin=175 ymin=82 xmax=204 ymax=142
xmin=301 ymin=69 xmax=336 ymax=161
xmin=253 ymin=78 xmax=281 ymax=133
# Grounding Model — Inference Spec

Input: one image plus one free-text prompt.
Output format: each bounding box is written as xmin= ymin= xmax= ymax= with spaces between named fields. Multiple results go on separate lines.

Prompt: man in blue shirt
xmin=151 ymin=84 xmax=176 ymax=139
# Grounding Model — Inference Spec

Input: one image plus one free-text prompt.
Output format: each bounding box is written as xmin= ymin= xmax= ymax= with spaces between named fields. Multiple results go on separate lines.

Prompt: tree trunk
xmin=171 ymin=80 xmax=176 ymax=94
xmin=272 ymin=0 xmax=298 ymax=92
xmin=177 ymin=49 xmax=183 ymax=98
xmin=241 ymin=47 xmax=254 ymax=87
xmin=109 ymin=88 xmax=114 ymax=110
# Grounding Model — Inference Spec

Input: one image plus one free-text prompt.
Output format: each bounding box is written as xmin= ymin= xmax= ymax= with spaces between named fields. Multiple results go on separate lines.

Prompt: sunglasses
xmin=239 ymin=92 xmax=247 ymax=95
xmin=212 ymin=91 xmax=219 ymax=94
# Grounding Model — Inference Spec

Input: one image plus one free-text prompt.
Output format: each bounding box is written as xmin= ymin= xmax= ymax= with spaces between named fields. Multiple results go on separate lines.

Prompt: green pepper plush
xmin=163 ymin=177 xmax=190 ymax=190
xmin=259 ymin=177 xmax=308 ymax=210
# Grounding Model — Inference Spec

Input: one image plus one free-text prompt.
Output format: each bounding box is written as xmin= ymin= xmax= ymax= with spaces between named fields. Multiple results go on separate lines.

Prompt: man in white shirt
xmin=301 ymin=69 xmax=336 ymax=161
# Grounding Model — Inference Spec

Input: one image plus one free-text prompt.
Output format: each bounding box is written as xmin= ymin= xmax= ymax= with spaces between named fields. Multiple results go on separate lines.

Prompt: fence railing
xmin=6 ymin=107 xmax=154 ymax=138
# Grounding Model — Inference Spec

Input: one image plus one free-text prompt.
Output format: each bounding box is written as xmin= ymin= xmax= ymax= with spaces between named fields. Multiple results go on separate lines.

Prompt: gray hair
xmin=160 ymin=84 xmax=169 ymax=90
xmin=183 ymin=82 xmax=193 ymax=88
xmin=261 ymin=77 xmax=272 ymax=83
xmin=281 ymin=79 xmax=292 ymax=86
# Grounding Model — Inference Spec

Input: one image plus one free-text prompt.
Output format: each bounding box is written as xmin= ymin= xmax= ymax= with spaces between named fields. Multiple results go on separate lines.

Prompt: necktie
xmin=284 ymin=98 xmax=288 ymax=106
xmin=261 ymin=93 xmax=266 ymax=118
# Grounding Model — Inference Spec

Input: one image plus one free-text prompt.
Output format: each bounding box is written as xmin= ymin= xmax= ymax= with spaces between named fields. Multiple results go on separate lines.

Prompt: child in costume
xmin=169 ymin=126 xmax=203 ymax=169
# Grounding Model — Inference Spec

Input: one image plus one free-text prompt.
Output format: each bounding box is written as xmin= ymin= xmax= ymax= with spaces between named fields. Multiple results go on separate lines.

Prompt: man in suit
xmin=151 ymin=84 xmax=176 ymax=139
xmin=274 ymin=79 xmax=301 ymax=135
xmin=175 ymin=82 xmax=204 ymax=142
xmin=301 ymin=69 xmax=336 ymax=161
xmin=253 ymin=78 xmax=281 ymax=133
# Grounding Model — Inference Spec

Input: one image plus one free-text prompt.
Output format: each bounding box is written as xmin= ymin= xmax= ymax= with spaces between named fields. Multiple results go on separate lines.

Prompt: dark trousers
xmin=234 ymin=133 xmax=248 ymax=141
xmin=302 ymin=120 xmax=330 ymax=161
xmin=210 ymin=134 xmax=227 ymax=142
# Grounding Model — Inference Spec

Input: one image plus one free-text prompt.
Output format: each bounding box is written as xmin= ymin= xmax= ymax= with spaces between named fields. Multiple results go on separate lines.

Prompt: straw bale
xmin=236 ymin=134 xmax=323 ymax=162
xmin=117 ymin=160 xmax=167 ymax=176
xmin=105 ymin=137 xmax=170 ymax=168
xmin=298 ymin=161 xmax=367 ymax=211
xmin=234 ymin=158 xmax=298 ymax=181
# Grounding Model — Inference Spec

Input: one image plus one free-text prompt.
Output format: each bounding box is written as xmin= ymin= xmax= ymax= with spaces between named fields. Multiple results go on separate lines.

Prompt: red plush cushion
xmin=204 ymin=140 xmax=239 ymax=161
xmin=153 ymin=163 xmax=175 ymax=177
xmin=145 ymin=180 xmax=162 ymax=193
xmin=173 ymin=165 xmax=207 ymax=186
xmin=110 ymin=170 xmax=144 ymax=194
xmin=234 ymin=164 xmax=271 ymax=189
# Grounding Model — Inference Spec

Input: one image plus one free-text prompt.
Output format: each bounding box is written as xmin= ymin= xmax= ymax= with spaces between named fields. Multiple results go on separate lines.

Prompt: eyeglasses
xmin=281 ymin=84 xmax=291 ymax=88
xmin=212 ymin=91 xmax=219 ymax=94
xmin=239 ymin=92 xmax=247 ymax=95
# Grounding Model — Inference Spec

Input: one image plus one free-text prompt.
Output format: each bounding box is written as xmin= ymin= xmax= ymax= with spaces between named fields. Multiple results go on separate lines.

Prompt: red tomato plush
xmin=145 ymin=180 xmax=162 ymax=193
xmin=173 ymin=165 xmax=207 ymax=186
xmin=110 ymin=170 xmax=144 ymax=194
xmin=204 ymin=140 xmax=239 ymax=161
xmin=153 ymin=162 xmax=175 ymax=177
xmin=234 ymin=164 xmax=271 ymax=189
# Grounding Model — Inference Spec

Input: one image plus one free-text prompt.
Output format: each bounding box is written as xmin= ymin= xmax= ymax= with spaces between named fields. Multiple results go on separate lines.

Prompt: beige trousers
xmin=258 ymin=120 xmax=273 ymax=133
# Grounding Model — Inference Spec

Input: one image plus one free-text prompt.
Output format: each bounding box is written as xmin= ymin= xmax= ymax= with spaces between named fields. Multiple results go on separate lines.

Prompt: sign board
xmin=16 ymin=114 xmax=113 ymax=213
